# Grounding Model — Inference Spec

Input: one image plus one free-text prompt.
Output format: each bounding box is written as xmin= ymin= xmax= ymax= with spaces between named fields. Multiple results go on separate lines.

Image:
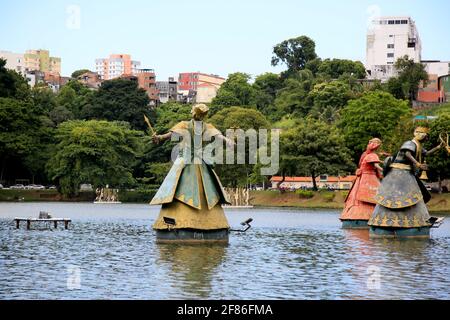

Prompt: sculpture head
xmin=367 ymin=138 xmax=382 ymax=151
xmin=413 ymin=126 xmax=429 ymax=142
xmin=191 ymin=104 xmax=209 ymax=121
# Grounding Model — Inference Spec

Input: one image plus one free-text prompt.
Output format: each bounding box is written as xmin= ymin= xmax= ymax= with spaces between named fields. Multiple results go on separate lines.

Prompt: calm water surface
xmin=0 ymin=202 xmax=449 ymax=299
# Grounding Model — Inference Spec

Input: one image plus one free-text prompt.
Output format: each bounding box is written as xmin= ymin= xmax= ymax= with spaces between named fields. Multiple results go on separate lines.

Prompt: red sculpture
xmin=340 ymin=138 xmax=383 ymax=228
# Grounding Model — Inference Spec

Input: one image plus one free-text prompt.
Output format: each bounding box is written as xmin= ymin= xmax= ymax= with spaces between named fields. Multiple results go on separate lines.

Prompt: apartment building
xmin=156 ymin=77 xmax=178 ymax=103
xmin=366 ymin=16 xmax=422 ymax=81
xmin=134 ymin=68 xmax=158 ymax=104
xmin=178 ymin=72 xmax=226 ymax=103
xmin=0 ymin=49 xmax=61 ymax=75
xmin=24 ymin=49 xmax=61 ymax=74
xmin=95 ymin=54 xmax=141 ymax=80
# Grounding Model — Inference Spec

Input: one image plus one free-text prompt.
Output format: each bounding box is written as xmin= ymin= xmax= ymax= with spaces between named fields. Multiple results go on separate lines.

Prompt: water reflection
xmin=156 ymin=244 xmax=227 ymax=298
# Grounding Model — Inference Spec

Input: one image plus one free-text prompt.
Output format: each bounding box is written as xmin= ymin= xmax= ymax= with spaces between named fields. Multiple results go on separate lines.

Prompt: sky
xmin=1 ymin=0 xmax=449 ymax=80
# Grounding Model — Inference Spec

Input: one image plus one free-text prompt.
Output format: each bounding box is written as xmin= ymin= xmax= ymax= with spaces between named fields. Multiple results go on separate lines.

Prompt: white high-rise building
xmin=0 ymin=50 xmax=26 ymax=74
xmin=366 ymin=16 xmax=422 ymax=82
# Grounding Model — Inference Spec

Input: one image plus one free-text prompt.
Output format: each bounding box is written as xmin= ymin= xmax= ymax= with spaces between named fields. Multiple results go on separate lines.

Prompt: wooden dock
xmin=14 ymin=217 xmax=71 ymax=230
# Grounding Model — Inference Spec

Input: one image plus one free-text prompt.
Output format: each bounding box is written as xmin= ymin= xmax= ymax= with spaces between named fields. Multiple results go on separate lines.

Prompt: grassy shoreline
xmin=1 ymin=189 xmax=449 ymax=214
xmin=249 ymin=190 xmax=450 ymax=214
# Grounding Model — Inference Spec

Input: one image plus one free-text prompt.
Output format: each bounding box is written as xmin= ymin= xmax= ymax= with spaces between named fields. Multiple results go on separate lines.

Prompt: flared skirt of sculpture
xmin=150 ymin=158 xmax=230 ymax=210
xmin=369 ymin=168 xmax=431 ymax=228
xmin=340 ymin=174 xmax=379 ymax=221
xmin=368 ymin=201 xmax=431 ymax=228
xmin=152 ymin=163 xmax=230 ymax=230
xmin=153 ymin=198 xmax=230 ymax=230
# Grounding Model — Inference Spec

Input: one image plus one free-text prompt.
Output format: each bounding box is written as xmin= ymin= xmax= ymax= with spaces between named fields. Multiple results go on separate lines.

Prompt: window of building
xmin=388 ymin=20 xmax=395 ymax=24
xmin=387 ymin=53 xmax=394 ymax=58
xmin=401 ymin=20 xmax=408 ymax=24
xmin=387 ymin=62 xmax=394 ymax=65
xmin=387 ymin=44 xmax=394 ymax=49
xmin=395 ymin=20 xmax=401 ymax=24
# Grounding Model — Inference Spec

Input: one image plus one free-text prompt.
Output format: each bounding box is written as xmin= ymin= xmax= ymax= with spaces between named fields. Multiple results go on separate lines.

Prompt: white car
xmin=33 ymin=185 xmax=46 ymax=190
xmin=10 ymin=184 xmax=25 ymax=189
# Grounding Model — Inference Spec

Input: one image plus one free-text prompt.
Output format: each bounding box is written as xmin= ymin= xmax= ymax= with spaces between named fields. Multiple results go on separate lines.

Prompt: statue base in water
xmin=93 ymin=201 xmax=122 ymax=204
xmin=369 ymin=226 xmax=431 ymax=238
xmin=341 ymin=220 xmax=369 ymax=229
xmin=155 ymin=228 xmax=229 ymax=243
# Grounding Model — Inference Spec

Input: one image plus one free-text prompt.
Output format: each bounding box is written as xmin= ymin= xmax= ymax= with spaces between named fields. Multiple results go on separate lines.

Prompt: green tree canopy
xmin=47 ymin=120 xmax=145 ymax=196
xmin=0 ymin=59 xmax=31 ymax=101
xmin=209 ymin=106 xmax=269 ymax=132
xmin=271 ymin=36 xmax=318 ymax=76
xmin=0 ymin=97 xmax=53 ymax=184
xmin=209 ymin=106 xmax=270 ymax=187
xmin=317 ymin=59 xmax=367 ymax=79
xmin=71 ymin=69 xmax=92 ymax=78
xmin=339 ymin=90 xmax=411 ymax=160
xmin=211 ymin=72 xmax=256 ymax=109
xmin=252 ymin=72 xmax=283 ymax=120
xmin=280 ymin=118 xmax=355 ymax=190
xmin=426 ymin=113 xmax=450 ymax=182
xmin=307 ymin=81 xmax=353 ymax=122
xmin=274 ymin=69 xmax=315 ymax=118
xmin=81 ymin=78 xmax=151 ymax=130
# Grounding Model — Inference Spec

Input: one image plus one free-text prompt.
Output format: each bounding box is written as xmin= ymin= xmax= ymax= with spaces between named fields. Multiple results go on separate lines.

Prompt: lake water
xmin=0 ymin=202 xmax=449 ymax=300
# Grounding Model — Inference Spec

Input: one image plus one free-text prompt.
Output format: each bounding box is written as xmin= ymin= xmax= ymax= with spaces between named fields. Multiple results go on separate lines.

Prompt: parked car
xmin=0 ymin=184 xmax=3 ymax=189
xmin=47 ymin=185 xmax=57 ymax=190
xmin=26 ymin=184 xmax=45 ymax=190
xmin=10 ymin=184 xmax=25 ymax=189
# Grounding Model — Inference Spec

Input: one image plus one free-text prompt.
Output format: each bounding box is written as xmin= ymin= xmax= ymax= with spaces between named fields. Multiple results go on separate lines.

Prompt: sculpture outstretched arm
xmin=425 ymin=141 xmax=444 ymax=156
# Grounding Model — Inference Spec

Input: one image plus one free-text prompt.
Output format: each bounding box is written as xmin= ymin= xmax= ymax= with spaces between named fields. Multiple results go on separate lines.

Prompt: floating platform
xmin=93 ymin=201 xmax=122 ymax=204
xmin=222 ymin=205 xmax=254 ymax=209
xmin=155 ymin=228 xmax=229 ymax=243
xmin=14 ymin=217 xmax=71 ymax=230
xmin=369 ymin=216 xmax=444 ymax=238
xmin=341 ymin=220 xmax=369 ymax=229
xmin=369 ymin=226 xmax=431 ymax=238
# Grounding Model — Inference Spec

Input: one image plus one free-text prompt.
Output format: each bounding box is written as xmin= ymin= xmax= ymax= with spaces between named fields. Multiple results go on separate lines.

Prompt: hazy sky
xmin=1 ymin=0 xmax=449 ymax=79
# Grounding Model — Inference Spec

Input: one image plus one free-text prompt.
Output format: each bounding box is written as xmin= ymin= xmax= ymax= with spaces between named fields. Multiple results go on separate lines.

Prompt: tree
xmin=253 ymin=72 xmax=283 ymax=119
xmin=339 ymin=90 xmax=411 ymax=160
xmin=0 ymin=58 xmax=31 ymax=101
xmin=209 ymin=107 xmax=270 ymax=187
xmin=209 ymin=106 xmax=269 ymax=133
xmin=387 ymin=56 xmax=428 ymax=102
xmin=274 ymin=70 xmax=315 ymax=118
xmin=307 ymin=81 xmax=353 ymax=122
xmin=211 ymin=72 xmax=256 ymax=109
xmin=280 ymin=118 xmax=354 ymax=190
xmin=0 ymin=58 xmax=18 ymax=98
xmin=0 ymin=97 xmax=53 ymax=184
xmin=71 ymin=69 xmax=91 ymax=79
xmin=426 ymin=112 xmax=450 ymax=188
xmin=81 ymin=78 xmax=151 ymax=130
xmin=271 ymin=36 xmax=318 ymax=76
xmin=47 ymin=120 xmax=145 ymax=196
xmin=305 ymin=58 xmax=323 ymax=76
xmin=31 ymin=86 xmax=57 ymax=114
xmin=317 ymin=59 xmax=366 ymax=79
